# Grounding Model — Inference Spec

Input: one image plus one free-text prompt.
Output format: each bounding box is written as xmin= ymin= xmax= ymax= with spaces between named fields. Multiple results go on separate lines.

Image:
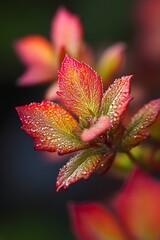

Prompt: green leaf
xmin=56 ymin=147 xmax=109 ymax=191
xmin=97 ymin=42 xmax=126 ymax=89
xmin=100 ymin=76 xmax=132 ymax=129
xmin=121 ymin=99 xmax=160 ymax=151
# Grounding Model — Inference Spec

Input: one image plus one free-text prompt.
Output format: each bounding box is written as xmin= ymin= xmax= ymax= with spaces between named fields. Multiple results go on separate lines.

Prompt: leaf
xmin=114 ymin=168 xmax=160 ymax=240
xmin=101 ymin=76 xmax=132 ymax=129
xmin=97 ymin=43 xmax=126 ymax=89
xmin=14 ymin=35 xmax=55 ymax=67
xmin=69 ymin=203 xmax=128 ymax=240
xmin=14 ymin=36 xmax=56 ymax=86
xmin=17 ymin=66 xmax=56 ymax=86
xmin=16 ymin=101 xmax=87 ymax=155
xmin=57 ymin=55 xmax=103 ymax=119
xmin=121 ymin=99 xmax=160 ymax=151
xmin=81 ymin=116 xmax=111 ymax=142
xmin=56 ymin=148 xmax=108 ymax=191
xmin=97 ymin=151 xmax=115 ymax=175
xmin=51 ymin=7 xmax=83 ymax=57
xmin=150 ymin=114 xmax=160 ymax=141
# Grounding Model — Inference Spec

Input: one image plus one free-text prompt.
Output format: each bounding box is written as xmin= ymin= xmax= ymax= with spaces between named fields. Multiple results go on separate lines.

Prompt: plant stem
xmin=127 ymin=151 xmax=138 ymax=164
xmin=127 ymin=151 xmax=146 ymax=170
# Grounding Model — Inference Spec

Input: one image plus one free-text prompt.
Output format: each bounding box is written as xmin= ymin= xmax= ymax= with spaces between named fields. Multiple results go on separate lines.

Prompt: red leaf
xmin=17 ymin=66 xmax=56 ymax=86
xmin=14 ymin=36 xmax=56 ymax=86
xmin=51 ymin=7 xmax=83 ymax=57
xmin=121 ymin=99 xmax=160 ymax=151
xmin=56 ymin=148 xmax=107 ymax=191
xmin=69 ymin=203 xmax=128 ymax=240
xmin=57 ymin=55 xmax=103 ymax=119
xmin=101 ymin=75 xmax=132 ymax=129
xmin=114 ymin=168 xmax=160 ymax=240
xmin=14 ymin=35 xmax=55 ymax=67
xmin=16 ymin=101 xmax=86 ymax=155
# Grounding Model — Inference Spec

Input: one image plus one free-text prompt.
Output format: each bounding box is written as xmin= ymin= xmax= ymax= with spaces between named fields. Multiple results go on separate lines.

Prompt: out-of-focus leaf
xmin=115 ymin=168 xmax=160 ymax=240
xmin=69 ymin=203 xmax=128 ymax=240
xmin=111 ymin=152 xmax=134 ymax=177
xmin=17 ymin=66 xmax=56 ymax=86
xmin=16 ymin=101 xmax=86 ymax=155
xmin=51 ymin=7 xmax=83 ymax=57
xmin=14 ymin=35 xmax=55 ymax=67
xmin=56 ymin=148 xmax=108 ymax=191
xmin=97 ymin=43 xmax=126 ymax=88
xmin=14 ymin=36 xmax=56 ymax=85
xmin=121 ymin=99 xmax=160 ymax=151
xmin=114 ymin=145 xmax=160 ymax=175
xmin=57 ymin=55 xmax=103 ymax=119
xmin=101 ymin=76 xmax=132 ymax=129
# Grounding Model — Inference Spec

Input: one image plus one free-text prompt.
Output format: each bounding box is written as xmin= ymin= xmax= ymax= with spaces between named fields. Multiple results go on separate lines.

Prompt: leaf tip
xmin=56 ymin=177 xmax=70 ymax=192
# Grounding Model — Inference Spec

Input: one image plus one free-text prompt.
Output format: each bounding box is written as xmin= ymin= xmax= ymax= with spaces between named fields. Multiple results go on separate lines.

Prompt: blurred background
xmin=1 ymin=0 xmax=160 ymax=239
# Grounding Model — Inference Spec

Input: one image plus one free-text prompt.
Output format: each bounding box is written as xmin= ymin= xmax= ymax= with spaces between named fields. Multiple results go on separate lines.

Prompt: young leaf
xmin=97 ymin=43 xmax=126 ymax=89
xmin=14 ymin=36 xmax=55 ymax=67
xmin=14 ymin=36 xmax=56 ymax=86
xmin=121 ymin=99 xmax=160 ymax=151
xmin=51 ymin=7 xmax=83 ymax=57
xmin=56 ymin=148 xmax=109 ymax=191
xmin=69 ymin=203 xmax=128 ymax=240
xmin=57 ymin=55 xmax=103 ymax=119
xmin=81 ymin=116 xmax=111 ymax=142
xmin=16 ymin=101 xmax=87 ymax=155
xmin=17 ymin=66 xmax=56 ymax=86
xmin=101 ymin=76 xmax=132 ymax=129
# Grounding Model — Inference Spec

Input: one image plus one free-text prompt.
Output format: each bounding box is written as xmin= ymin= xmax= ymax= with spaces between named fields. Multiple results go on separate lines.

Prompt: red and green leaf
xmin=16 ymin=101 xmax=87 ymax=155
xmin=69 ymin=203 xmax=128 ymax=240
xmin=57 ymin=55 xmax=103 ymax=119
xmin=101 ymin=76 xmax=132 ymax=129
xmin=97 ymin=43 xmax=126 ymax=89
xmin=121 ymin=99 xmax=160 ymax=151
xmin=114 ymin=168 xmax=160 ymax=240
xmin=56 ymin=148 xmax=108 ymax=191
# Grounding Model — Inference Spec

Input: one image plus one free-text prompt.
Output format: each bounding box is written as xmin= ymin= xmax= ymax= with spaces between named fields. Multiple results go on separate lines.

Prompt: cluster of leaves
xmin=70 ymin=168 xmax=160 ymax=240
xmin=16 ymin=55 xmax=160 ymax=191
xmin=14 ymin=7 xmax=125 ymax=100
xmin=15 ymin=4 xmax=160 ymax=240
